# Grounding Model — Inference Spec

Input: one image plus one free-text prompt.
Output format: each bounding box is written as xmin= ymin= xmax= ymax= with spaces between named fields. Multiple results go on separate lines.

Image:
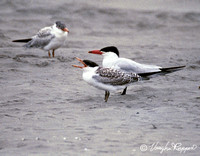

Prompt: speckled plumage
xmin=73 ymin=58 xmax=141 ymax=102
xmin=94 ymin=67 xmax=140 ymax=86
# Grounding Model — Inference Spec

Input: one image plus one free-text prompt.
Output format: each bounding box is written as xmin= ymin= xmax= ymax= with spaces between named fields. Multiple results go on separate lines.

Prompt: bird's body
xmin=89 ymin=46 xmax=185 ymax=94
xmin=102 ymin=52 xmax=161 ymax=73
xmin=13 ymin=21 xmax=69 ymax=57
xmin=73 ymin=58 xmax=140 ymax=102
xmin=83 ymin=66 xmax=139 ymax=92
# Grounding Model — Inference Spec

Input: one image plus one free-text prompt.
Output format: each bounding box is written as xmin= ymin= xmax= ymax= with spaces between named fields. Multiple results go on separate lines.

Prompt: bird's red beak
xmin=88 ymin=50 xmax=104 ymax=55
xmin=72 ymin=57 xmax=87 ymax=69
xmin=63 ymin=27 xmax=69 ymax=33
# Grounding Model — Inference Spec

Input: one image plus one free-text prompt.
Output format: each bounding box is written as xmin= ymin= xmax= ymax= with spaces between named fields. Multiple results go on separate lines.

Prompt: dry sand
xmin=0 ymin=0 xmax=200 ymax=155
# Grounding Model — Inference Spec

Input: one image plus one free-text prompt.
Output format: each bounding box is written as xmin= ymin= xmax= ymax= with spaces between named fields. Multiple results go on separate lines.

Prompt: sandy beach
xmin=0 ymin=0 xmax=200 ymax=155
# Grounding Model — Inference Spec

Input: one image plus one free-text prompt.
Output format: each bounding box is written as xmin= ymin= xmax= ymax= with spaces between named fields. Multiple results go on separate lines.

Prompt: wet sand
xmin=0 ymin=0 xmax=200 ymax=155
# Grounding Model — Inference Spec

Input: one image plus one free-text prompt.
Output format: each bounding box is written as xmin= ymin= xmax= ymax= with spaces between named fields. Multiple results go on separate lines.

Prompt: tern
xmin=89 ymin=46 xmax=185 ymax=95
xmin=72 ymin=57 xmax=140 ymax=102
xmin=13 ymin=21 xmax=69 ymax=57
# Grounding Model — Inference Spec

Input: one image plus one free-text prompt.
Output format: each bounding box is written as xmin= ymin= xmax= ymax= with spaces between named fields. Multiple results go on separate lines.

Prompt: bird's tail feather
xmin=12 ymin=38 xmax=32 ymax=43
xmin=160 ymin=65 xmax=185 ymax=72
xmin=138 ymin=65 xmax=185 ymax=78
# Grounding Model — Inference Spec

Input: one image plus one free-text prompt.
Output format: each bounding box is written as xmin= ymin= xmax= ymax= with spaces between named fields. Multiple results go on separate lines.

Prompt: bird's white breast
xmin=45 ymin=26 xmax=68 ymax=50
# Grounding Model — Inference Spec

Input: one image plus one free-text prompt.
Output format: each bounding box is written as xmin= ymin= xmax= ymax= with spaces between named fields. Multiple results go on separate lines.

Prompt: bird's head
xmin=72 ymin=57 xmax=99 ymax=69
xmin=55 ymin=21 xmax=69 ymax=33
xmin=88 ymin=46 xmax=119 ymax=57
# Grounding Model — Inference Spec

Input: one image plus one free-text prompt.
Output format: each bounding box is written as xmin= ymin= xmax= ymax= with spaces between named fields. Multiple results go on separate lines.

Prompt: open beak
xmin=72 ymin=57 xmax=87 ymax=69
xmin=63 ymin=27 xmax=69 ymax=33
xmin=88 ymin=50 xmax=104 ymax=55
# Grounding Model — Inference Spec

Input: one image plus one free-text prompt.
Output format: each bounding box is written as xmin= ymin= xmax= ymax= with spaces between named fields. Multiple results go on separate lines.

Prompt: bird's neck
xmin=52 ymin=25 xmax=68 ymax=39
xmin=83 ymin=67 xmax=99 ymax=75
xmin=82 ymin=67 xmax=98 ymax=82
xmin=102 ymin=53 xmax=118 ymax=68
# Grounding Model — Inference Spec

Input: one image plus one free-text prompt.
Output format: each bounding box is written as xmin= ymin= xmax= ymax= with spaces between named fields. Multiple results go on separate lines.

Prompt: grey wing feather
xmin=114 ymin=58 xmax=161 ymax=73
xmin=93 ymin=67 xmax=140 ymax=86
xmin=24 ymin=27 xmax=55 ymax=48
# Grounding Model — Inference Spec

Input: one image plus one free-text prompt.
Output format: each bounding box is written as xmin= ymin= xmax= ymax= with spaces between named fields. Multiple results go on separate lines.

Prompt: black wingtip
xmin=138 ymin=65 xmax=185 ymax=78
xmin=160 ymin=65 xmax=186 ymax=72
xmin=12 ymin=38 xmax=32 ymax=43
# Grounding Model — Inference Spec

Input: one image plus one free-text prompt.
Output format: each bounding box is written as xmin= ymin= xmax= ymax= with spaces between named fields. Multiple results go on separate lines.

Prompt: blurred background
xmin=0 ymin=0 xmax=200 ymax=155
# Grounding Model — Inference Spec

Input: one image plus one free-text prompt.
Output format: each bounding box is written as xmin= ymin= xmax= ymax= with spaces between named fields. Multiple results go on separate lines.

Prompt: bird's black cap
xmin=55 ymin=21 xmax=66 ymax=30
xmin=83 ymin=60 xmax=99 ymax=67
xmin=100 ymin=46 xmax=119 ymax=57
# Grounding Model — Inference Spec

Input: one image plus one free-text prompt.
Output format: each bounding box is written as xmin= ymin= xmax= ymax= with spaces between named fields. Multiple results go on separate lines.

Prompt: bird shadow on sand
xmin=12 ymin=53 xmax=73 ymax=67
xmin=13 ymin=54 xmax=50 ymax=67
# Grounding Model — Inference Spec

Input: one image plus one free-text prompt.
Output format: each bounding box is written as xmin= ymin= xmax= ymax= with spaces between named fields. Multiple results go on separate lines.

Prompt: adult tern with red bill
xmin=89 ymin=46 xmax=185 ymax=95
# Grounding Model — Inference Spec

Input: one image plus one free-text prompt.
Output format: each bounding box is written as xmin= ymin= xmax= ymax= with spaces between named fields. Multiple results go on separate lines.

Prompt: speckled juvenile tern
xmin=72 ymin=57 xmax=140 ymax=102
xmin=13 ymin=21 xmax=69 ymax=57
xmin=89 ymin=46 xmax=185 ymax=95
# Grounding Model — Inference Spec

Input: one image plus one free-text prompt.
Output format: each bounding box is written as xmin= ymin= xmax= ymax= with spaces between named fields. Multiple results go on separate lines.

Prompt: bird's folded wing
xmin=37 ymin=27 xmax=52 ymax=37
xmin=24 ymin=27 xmax=55 ymax=48
xmin=115 ymin=58 xmax=161 ymax=73
xmin=93 ymin=67 xmax=139 ymax=86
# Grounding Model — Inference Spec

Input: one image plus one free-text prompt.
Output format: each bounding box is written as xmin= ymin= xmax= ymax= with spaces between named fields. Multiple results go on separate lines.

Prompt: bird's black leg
xmin=48 ymin=51 xmax=51 ymax=58
xmin=104 ymin=91 xmax=107 ymax=101
xmin=121 ymin=87 xmax=127 ymax=95
xmin=52 ymin=49 xmax=55 ymax=58
xmin=105 ymin=91 xmax=110 ymax=102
